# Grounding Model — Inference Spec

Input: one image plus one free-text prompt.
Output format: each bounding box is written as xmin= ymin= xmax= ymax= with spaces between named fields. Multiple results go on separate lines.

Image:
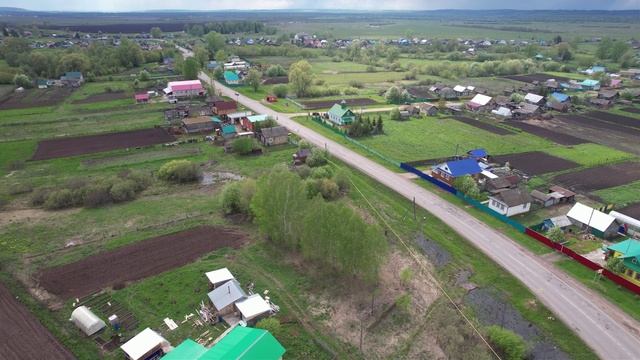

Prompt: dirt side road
xmin=197 ymin=67 xmax=640 ymax=359
xmin=0 ymin=281 xmax=75 ymax=360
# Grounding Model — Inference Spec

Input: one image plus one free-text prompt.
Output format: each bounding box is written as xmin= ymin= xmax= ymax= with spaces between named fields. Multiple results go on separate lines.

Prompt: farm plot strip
xmin=586 ymin=111 xmax=640 ymax=130
xmin=621 ymin=107 xmax=640 ymax=115
xmin=31 ymin=128 xmax=175 ymax=160
xmin=618 ymin=203 xmax=640 ymax=219
xmin=452 ymin=116 xmax=514 ymax=135
xmin=553 ymin=161 xmax=640 ymax=192
xmin=38 ymin=226 xmax=248 ymax=299
xmin=509 ymin=122 xmax=588 ymax=145
xmin=298 ymin=98 xmax=378 ymax=110
xmin=556 ymin=114 xmax=640 ymax=137
xmin=502 ymin=73 xmax=569 ymax=84
xmin=492 ymin=151 xmax=579 ymax=176
xmin=0 ymin=281 xmax=75 ymax=360
xmin=71 ymin=91 xmax=130 ymax=104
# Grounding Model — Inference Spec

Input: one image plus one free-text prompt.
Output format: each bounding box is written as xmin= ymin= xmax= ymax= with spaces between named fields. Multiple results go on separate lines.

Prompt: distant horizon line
xmin=1 ymin=7 xmax=639 ymax=13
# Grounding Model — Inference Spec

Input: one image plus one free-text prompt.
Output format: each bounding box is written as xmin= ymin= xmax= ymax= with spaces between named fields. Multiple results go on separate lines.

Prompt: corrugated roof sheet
xmin=567 ymin=202 xmax=617 ymax=232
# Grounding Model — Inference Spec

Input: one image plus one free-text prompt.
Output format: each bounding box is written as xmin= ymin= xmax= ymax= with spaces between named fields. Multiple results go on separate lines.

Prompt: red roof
xmin=214 ymin=101 xmax=237 ymax=111
xmin=171 ymin=83 xmax=204 ymax=92
xmin=135 ymin=93 xmax=149 ymax=100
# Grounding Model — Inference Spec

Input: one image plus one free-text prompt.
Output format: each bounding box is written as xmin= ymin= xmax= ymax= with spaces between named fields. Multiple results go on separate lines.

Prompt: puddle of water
xmin=200 ymin=171 xmax=244 ymax=185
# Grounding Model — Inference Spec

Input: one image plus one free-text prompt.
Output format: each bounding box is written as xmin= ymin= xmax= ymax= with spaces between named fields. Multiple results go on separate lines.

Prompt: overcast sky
xmin=2 ymin=0 xmax=639 ymax=11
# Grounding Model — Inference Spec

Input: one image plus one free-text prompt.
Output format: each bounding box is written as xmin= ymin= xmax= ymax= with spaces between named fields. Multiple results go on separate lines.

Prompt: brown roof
xmin=182 ymin=116 xmax=213 ymax=125
xmin=493 ymin=188 xmax=532 ymax=207
xmin=549 ymin=185 xmax=576 ymax=198
xmin=261 ymin=126 xmax=288 ymax=138
xmin=487 ymin=176 xmax=519 ymax=191
xmin=213 ymin=101 xmax=237 ymax=111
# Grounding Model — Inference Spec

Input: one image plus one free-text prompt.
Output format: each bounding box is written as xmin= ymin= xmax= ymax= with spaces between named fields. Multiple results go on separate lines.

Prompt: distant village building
xmin=164 ymin=80 xmax=205 ymax=98
xmin=327 ymin=101 xmax=356 ymax=126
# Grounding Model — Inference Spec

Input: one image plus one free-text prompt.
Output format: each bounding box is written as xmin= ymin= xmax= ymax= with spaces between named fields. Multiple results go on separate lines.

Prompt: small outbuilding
xmin=466 ymin=94 xmax=492 ymax=111
xmin=120 ymin=328 xmax=170 ymax=360
xmin=134 ymin=93 xmax=150 ymax=104
xmin=205 ymin=268 xmax=235 ymax=288
xmin=235 ymin=294 xmax=272 ymax=324
xmin=207 ymin=279 xmax=247 ymax=314
xmin=181 ymin=116 xmax=215 ymax=134
xmin=260 ymin=126 xmax=289 ymax=146
xmin=488 ymin=188 xmax=532 ymax=217
xmin=70 ymin=306 xmax=106 ymax=336
xmin=567 ymin=202 xmax=619 ymax=239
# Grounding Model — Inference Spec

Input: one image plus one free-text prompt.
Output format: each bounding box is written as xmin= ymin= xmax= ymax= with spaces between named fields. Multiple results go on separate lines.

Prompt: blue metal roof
xmin=467 ymin=149 xmax=487 ymax=158
xmin=224 ymin=71 xmax=240 ymax=82
xmin=445 ymin=158 xmax=482 ymax=177
xmin=581 ymin=79 xmax=600 ymax=87
xmin=550 ymin=92 xmax=569 ymax=102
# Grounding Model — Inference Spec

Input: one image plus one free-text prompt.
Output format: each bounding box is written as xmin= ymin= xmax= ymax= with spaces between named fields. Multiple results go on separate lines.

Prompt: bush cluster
xmin=31 ymin=171 xmax=152 ymax=210
xmin=157 ymin=160 xmax=201 ymax=183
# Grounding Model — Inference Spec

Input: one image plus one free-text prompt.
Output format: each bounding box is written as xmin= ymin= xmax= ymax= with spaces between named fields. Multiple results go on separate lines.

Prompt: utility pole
xmin=413 ymin=197 xmax=417 ymax=221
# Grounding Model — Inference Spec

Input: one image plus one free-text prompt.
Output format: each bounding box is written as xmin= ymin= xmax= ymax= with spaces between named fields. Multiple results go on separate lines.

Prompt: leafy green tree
xmin=606 ymin=256 xmax=626 ymax=274
xmin=555 ymin=43 xmax=573 ymax=62
xmin=13 ymin=74 xmax=32 ymax=88
xmin=453 ymin=175 xmax=480 ymax=199
xmin=57 ymin=53 xmax=91 ymax=74
xmin=116 ymin=38 xmax=144 ymax=67
xmin=205 ymin=32 xmax=226 ymax=54
xmin=265 ymin=64 xmax=287 ymax=77
xmin=138 ymin=70 xmax=150 ymax=81
xmin=610 ymin=41 xmax=631 ymax=62
xmin=245 ymin=68 xmax=262 ymax=92
xmin=232 ymin=137 xmax=256 ymax=154
xmin=150 ymin=27 xmax=162 ymax=38
xmin=272 ymin=84 xmax=288 ymax=98
xmin=214 ymin=49 xmax=227 ymax=63
xmin=194 ymin=45 xmax=209 ymax=67
xmin=389 ymin=108 xmax=402 ymax=121
xmin=251 ymin=166 xmax=309 ymax=249
xmin=596 ymin=38 xmax=613 ymax=60
xmin=288 ymin=60 xmax=313 ymax=97
xmin=546 ymin=227 xmax=565 ymax=243
xmin=222 ymin=179 xmax=256 ymax=215
xmin=385 ymin=86 xmax=403 ymax=104
xmin=182 ymin=57 xmax=200 ymax=80
xmin=486 ymin=326 xmax=528 ymax=360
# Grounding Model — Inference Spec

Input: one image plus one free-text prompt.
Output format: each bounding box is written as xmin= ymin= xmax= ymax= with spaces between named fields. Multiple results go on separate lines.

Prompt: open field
xmin=509 ymin=121 xmax=589 ymax=145
xmin=32 ymin=128 xmax=175 ymax=160
xmin=0 ymin=281 xmax=75 ymax=360
xmin=492 ymin=151 xmax=579 ymax=176
xmin=38 ymin=226 xmax=248 ymax=299
xmin=553 ymin=161 xmax=640 ymax=192
xmin=452 ymin=116 xmax=514 ymax=135
xmin=556 ymin=114 xmax=640 ymax=137
xmin=72 ymin=91 xmax=130 ymax=104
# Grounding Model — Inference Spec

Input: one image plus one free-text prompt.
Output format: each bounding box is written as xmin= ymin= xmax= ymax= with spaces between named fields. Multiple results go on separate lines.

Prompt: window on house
xmin=635 ymin=272 xmax=640 ymax=280
xmin=627 ymin=269 xmax=633 ymax=277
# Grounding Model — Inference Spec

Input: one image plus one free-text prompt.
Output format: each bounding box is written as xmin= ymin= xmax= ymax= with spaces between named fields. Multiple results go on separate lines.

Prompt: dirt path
xmin=202 ymin=69 xmax=640 ymax=359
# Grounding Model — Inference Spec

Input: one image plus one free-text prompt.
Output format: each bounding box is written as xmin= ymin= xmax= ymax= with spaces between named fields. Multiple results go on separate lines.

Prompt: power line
xmin=333 ymin=160 xmax=502 ymax=360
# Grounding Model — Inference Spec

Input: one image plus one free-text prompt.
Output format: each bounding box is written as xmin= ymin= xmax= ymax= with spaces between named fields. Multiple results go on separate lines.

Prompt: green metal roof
xmin=327 ymin=103 xmax=354 ymax=119
xmin=224 ymin=71 xmax=240 ymax=82
xmin=607 ymin=239 xmax=640 ymax=258
xmin=222 ymin=124 xmax=237 ymax=135
xmin=200 ymin=327 xmax=285 ymax=360
xmin=162 ymin=339 xmax=207 ymax=360
xmin=211 ymin=116 xmax=222 ymax=123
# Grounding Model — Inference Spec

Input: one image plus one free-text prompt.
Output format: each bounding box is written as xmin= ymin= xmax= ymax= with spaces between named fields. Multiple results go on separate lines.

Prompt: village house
xmin=546 ymin=101 xmax=570 ymax=112
xmin=598 ymin=89 xmax=619 ymax=101
xmin=466 ymin=94 xmax=493 ymax=111
xmin=259 ymin=126 xmax=289 ymax=146
xmin=567 ymin=202 xmax=620 ymax=239
xmin=524 ymin=93 xmax=545 ymax=105
xmin=164 ymin=327 xmax=285 ymax=360
xmin=181 ymin=116 xmax=215 ymax=134
xmin=580 ymin=79 xmax=601 ymax=91
xmin=164 ymin=80 xmax=205 ymax=98
xmin=432 ymin=158 xmax=482 ymax=186
xmin=60 ymin=71 xmax=84 ymax=87
xmin=207 ymin=279 xmax=247 ymax=315
xmin=605 ymin=239 xmax=640 ymax=286
xmin=513 ymin=102 xmax=540 ymax=118
xmin=485 ymin=175 xmax=520 ymax=195
xmin=491 ymin=106 xmax=513 ymax=117
xmin=416 ymin=102 xmax=438 ymax=116
xmin=398 ymin=104 xmax=420 ymax=116
xmin=227 ymin=111 xmax=253 ymax=123
xmin=221 ymin=124 xmax=238 ymax=139
xmin=223 ymin=57 xmax=250 ymax=71
xmin=488 ymin=188 xmax=532 ymax=217
xmin=241 ymin=114 xmax=269 ymax=131
xmin=589 ymin=98 xmax=613 ymax=109
xmin=164 ymin=106 xmax=189 ymax=122
xmin=212 ymin=100 xmax=238 ymax=116
xmin=327 ymin=101 xmax=356 ymax=126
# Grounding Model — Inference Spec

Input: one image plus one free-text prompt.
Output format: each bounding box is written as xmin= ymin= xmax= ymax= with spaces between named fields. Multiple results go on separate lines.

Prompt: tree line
xmin=184 ymin=21 xmax=277 ymax=37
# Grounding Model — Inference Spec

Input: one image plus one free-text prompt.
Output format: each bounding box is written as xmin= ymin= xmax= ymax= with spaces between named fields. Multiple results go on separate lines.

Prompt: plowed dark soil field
xmin=492 ymin=151 xmax=579 ymax=176
xmin=553 ymin=162 xmax=640 ymax=191
xmin=38 ymin=226 xmax=248 ymax=299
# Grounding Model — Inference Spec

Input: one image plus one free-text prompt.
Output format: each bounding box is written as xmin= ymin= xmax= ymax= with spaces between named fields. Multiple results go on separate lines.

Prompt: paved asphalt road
xmin=184 ymin=48 xmax=640 ymax=359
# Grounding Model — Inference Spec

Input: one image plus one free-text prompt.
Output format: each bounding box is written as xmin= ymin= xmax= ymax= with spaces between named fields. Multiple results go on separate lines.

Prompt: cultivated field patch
xmin=0 ymin=88 xmax=74 ymax=110
xmin=553 ymin=161 xmax=640 ymax=192
xmin=0 ymin=281 xmax=74 ymax=359
xmin=618 ymin=203 xmax=640 ymax=219
xmin=37 ymin=226 xmax=248 ymax=299
xmin=503 ymin=73 xmax=569 ymax=84
xmin=299 ymin=97 xmax=378 ymax=110
xmin=452 ymin=116 xmax=514 ymax=135
xmin=621 ymin=107 xmax=640 ymax=115
xmin=556 ymin=114 xmax=640 ymax=136
xmin=509 ymin=121 xmax=588 ymax=145
xmin=31 ymin=127 xmax=175 ymax=160
xmin=492 ymin=151 xmax=579 ymax=176
xmin=586 ymin=111 xmax=640 ymax=129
